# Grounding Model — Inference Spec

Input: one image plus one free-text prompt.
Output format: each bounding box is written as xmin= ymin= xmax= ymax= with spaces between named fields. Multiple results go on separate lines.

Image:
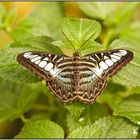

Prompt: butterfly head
xmin=73 ymin=52 xmax=80 ymax=57
xmin=73 ymin=52 xmax=81 ymax=62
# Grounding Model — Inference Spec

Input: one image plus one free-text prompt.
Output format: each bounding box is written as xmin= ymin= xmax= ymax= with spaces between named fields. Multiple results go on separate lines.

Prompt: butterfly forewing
xmin=17 ymin=49 xmax=134 ymax=104
xmin=17 ymin=52 xmax=65 ymax=80
xmin=83 ymin=49 xmax=133 ymax=78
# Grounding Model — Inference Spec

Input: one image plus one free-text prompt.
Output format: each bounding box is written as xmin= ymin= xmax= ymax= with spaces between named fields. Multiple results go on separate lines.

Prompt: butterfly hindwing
xmin=47 ymin=78 xmax=77 ymax=103
xmin=78 ymin=75 xmax=107 ymax=104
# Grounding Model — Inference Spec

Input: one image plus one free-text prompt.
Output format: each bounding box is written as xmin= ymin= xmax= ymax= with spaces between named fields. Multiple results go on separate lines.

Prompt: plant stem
xmin=20 ymin=114 xmax=30 ymax=124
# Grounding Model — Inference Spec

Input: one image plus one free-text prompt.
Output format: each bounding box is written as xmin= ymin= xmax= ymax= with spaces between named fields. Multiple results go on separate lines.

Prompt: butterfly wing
xmin=77 ymin=49 xmax=134 ymax=104
xmin=17 ymin=51 xmax=77 ymax=103
xmin=84 ymin=49 xmax=134 ymax=77
xmin=17 ymin=52 xmax=64 ymax=81
xmin=17 ymin=49 xmax=134 ymax=104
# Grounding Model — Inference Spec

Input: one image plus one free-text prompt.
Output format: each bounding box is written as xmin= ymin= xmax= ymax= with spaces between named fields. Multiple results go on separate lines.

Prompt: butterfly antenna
xmin=77 ymin=33 xmax=96 ymax=53
xmin=62 ymin=31 xmax=76 ymax=52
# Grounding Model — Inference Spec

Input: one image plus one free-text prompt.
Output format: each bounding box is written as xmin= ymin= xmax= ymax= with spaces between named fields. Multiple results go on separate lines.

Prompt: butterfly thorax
xmin=72 ymin=52 xmax=81 ymax=91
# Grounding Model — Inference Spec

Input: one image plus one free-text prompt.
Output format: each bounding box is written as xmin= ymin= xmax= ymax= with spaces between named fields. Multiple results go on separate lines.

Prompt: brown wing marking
xmin=78 ymin=74 xmax=107 ymax=104
xmin=47 ymin=79 xmax=77 ymax=104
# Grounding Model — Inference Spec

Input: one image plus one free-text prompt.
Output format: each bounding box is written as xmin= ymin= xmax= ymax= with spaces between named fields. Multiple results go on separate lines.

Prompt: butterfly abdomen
xmin=73 ymin=52 xmax=81 ymax=90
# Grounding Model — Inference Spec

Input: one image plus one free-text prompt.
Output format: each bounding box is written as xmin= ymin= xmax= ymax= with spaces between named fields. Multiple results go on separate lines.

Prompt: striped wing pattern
xmin=17 ymin=49 xmax=133 ymax=104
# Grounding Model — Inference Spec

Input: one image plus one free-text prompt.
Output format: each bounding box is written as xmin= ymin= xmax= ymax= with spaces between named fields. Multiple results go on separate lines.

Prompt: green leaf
xmin=0 ymin=46 xmax=39 ymax=84
xmin=66 ymin=114 xmax=81 ymax=132
xmin=3 ymin=7 xmax=17 ymax=28
xmin=120 ymin=21 xmax=140 ymax=45
xmin=53 ymin=39 xmax=103 ymax=55
xmin=104 ymin=3 xmax=138 ymax=27
xmin=132 ymin=87 xmax=140 ymax=94
xmin=97 ymin=82 xmax=127 ymax=110
xmin=80 ymin=103 xmax=109 ymax=125
xmin=16 ymin=119 xmax=64 ymax=138
xmin=67 ymin=103 xmax=109 ymax=132
xmin=13 ymin=36 xmax=63 ymax=54
xmin=109 ymin=39 xmax=140 ymax=87
xmin=77 ymin=2 xmax=117 ymax=19
xmin=30 ymin=113 xmax=51 ymax=121
xmin=62 ymin=18 xmax=101 ymax=51
xmin=65 ymin=102 xmax=85 ymax=119
xmin=53 ymin=40 xmax=76 ymax=51
xmin=81 ymin=40 xmax=103 ymax=55
xmin=0 ymin=78 xmax=41 ymax=122
xmin=66 ymin=102 xmax=85 ymax=132
xmin=68 ymin=116 xmax=139 ymax=138
xmin=113 ymin=94 xmax=140 ymax=125
xmin=11 ymin=2 xmax=64 ymax=40
xmin=0 ymin=36 xmax=63 ymax=83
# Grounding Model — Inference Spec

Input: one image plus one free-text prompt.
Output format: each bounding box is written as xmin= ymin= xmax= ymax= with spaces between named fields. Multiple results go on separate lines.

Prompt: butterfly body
xmin=17 ymin=49 xmax=133 ymax=104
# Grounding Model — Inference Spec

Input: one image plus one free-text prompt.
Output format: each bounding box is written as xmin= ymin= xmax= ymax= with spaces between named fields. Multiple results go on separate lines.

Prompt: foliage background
xmin=0 ymin=2 xmax=140 ymax=138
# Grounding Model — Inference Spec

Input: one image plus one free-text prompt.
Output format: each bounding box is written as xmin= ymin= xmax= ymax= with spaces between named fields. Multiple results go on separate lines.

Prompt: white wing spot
xmin=105 ymin=59 xmax=114 ymax=66
xmin=34 ymin=59 xmax=41 ymax=64
xmin=119 ymin=50 xmax=127 ymax=55
xmin=104 ymin=55 xmax=109 ymax=59
xmin=114 ymin=52 xmax=124 ymax=57
xmin=110 ymin=54 xmax=121 ymax=60
xmin=28 ymin=55 xmax=38 ymax=59
xmin=23 ymin=52 xmax=32 ymax=58
xmin=111 ymin=58 xmax=117 ymax=62
xmin=45 ymin=62 xmax=53 ymax=71
xmin=31 ymin=56 xmax=41 ymax=62
xmin=43 ymin=57 xmax=49 ymax=61
xmin=99 ymin=61 xmax=108 ymax=70
xmin=50 ymin=67 xmax=60 ymax=76
xmin=38 ymin=61 xmax=47 ymax=68
xmin=89 ymin=56 xmax=95 ymax=61
xmin=92 ymin=66 xmax=104 ymax=77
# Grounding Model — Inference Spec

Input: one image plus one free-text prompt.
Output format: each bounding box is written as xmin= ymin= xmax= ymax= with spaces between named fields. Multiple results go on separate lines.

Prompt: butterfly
xmin=17 ymin=49 xmax=133 ymax=104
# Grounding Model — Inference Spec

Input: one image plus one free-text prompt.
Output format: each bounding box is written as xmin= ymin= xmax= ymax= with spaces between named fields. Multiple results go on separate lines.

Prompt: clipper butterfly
xmin=17 ymin=49 xmax=133 ymax=104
